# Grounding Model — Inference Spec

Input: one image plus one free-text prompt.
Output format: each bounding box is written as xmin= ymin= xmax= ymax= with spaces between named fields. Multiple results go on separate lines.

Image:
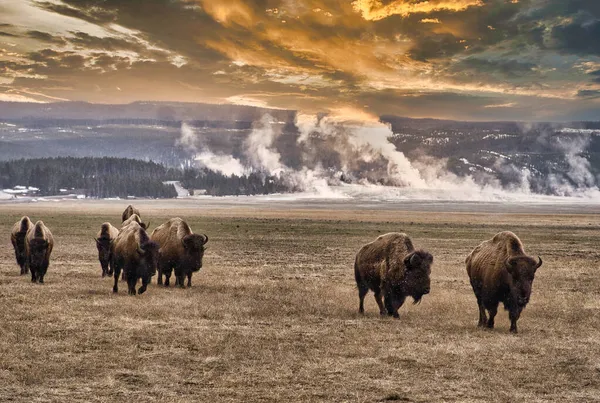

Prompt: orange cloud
xmin=352 ymin=0 xmax=483 ymax=21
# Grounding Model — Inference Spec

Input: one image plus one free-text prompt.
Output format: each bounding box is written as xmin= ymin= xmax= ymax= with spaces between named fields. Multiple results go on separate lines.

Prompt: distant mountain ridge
xmin=0 ymin=101 xmax=296 ymax=122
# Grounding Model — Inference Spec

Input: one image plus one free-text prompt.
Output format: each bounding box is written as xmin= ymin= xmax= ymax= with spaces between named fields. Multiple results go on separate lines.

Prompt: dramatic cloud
xmin=0 ymin=0 xmax=599 ymax=120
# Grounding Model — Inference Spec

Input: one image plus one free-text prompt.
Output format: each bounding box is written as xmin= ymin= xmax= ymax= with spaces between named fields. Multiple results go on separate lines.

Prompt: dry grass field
xmin=1 ymin=200 xmax=600 ymax=402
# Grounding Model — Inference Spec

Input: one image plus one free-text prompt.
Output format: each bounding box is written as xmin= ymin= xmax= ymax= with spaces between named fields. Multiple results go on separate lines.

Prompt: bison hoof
xmin=113 ymin=286 xmax=118 ymax=293
xmin=138 ymin=286 xmax=147 ymax=294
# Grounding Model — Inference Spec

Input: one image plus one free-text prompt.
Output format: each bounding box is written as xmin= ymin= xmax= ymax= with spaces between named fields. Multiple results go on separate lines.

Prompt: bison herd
xmin=9 ymin=205 xmax=543 ymax=333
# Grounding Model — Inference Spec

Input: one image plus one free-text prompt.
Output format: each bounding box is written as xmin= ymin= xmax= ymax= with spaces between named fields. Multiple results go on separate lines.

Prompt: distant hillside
xmin=1 ymin=104 xmax=600 ymax=197
xmin=0 ymin=101 xmax=296 ymax=122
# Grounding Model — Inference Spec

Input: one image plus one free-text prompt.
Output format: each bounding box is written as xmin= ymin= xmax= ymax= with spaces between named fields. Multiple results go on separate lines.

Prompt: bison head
xmin=28 ymin=238 xmax=50 ymax=268
xmin=181 ymin=233 xmax=208 ymax=272
xmin=95 ymin=237 xmax=112 ymax=272
xmin=505 ymin=255 xmax=542 ymax=307
xmin=402 ymin=250 xmax=433 ymax=303
xmin=137 ymin=240 xmax=160 ymax=276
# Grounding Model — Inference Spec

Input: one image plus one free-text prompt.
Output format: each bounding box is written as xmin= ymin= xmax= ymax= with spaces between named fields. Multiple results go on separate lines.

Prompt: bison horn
xmin=535 ymin=256 xmax=543 ymax=269
xmin=137 ymin=245 xmax=145 ymax=255
xmin=202 ymin=234 xmax=209 ymax=244
xmin=410 ymin=253 xmax=419 ymax=266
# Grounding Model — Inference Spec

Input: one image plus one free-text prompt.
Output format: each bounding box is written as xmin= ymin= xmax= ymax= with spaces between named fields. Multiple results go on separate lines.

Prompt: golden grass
xmin=0 ymin=201 xmax=599 ymax=402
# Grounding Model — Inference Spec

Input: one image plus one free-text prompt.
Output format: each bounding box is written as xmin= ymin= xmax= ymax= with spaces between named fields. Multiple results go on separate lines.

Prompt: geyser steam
xmin=175 ymin=114 xmax=600 ymax=201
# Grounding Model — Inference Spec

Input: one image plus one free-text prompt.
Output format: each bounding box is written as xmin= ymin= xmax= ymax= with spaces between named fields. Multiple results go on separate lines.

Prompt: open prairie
xmin=1 ymin=200 xmax=599 ymax=402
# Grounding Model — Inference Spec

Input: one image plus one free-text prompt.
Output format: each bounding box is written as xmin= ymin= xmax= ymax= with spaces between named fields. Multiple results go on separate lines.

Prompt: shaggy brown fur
xmin=121 ymin=213 xmax=149 ymax=231
xmin=354 ymin=233 xmax=433 ymax=318
xmin=25 ymin=221 xmax=54 ymax=284
xmin=112 ymin=222 xmax=159 ymax=295
xmin=121 ymin=205 xmax=141 ymax=223
xmin=11 ymin=216 xmax=33 ymax=275
xmin=151 ymin=218 xmax=208 ymax=288
xmin=95 ymin=222 xmax=119 ymax=277
xmin=466 ymin=231 xmax=542 ymax=333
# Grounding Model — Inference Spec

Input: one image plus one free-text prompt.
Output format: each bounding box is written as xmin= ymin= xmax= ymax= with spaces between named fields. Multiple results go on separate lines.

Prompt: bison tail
xmin=354 ymin=257 xmax=362 ymax=287
xmin=20 ymin=217 xmax=30 ymax=233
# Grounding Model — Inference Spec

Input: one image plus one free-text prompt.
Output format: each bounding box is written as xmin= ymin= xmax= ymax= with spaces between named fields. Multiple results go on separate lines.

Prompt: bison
xmin=466 ymin=231 xmax=542 ymax=333
xmin=122 ymin=204 xmax=141 ymax=223
xmin=354 ymin=233 xmax=433 ymax=318
xmin=25 ymin=221 xmax=54 ymax=284
xmin=112 ymin=221 xmax=159 ymax=295
xmin=122 ymin=213 xmax=149 ymax=231
xmin=11 ymin=216 xmax=33 ymax=274
xmin=151 ymin=218 xmax=208 ymax=287
xmin=95 ymin=222 xmax=119 ymax=277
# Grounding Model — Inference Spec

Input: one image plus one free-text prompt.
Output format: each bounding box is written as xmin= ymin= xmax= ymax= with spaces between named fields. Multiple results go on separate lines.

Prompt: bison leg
xmin=486 ymin=304 xmax=498 ymax=329
xmin=113 ymin=265 xmax=122 ymax=293
xmin=157 ymin=265 xmax=163 ymax=285
xmin=163 ymin=267 xmax=172 ymax=287
xmin=358 ymin=284 xmax=369 ymax=314
xmin=174 ymin=266 xmax=185 ymax=288
xmin=126 ymin=267 xmax=137 ymax=295
xmin=107 ymin=256 xmax=114 ymax=276
xmin=476 ymin=297 xmax=487 ymax=327
xmin=186 ymin=273 xmax=192 ymax=288
xmin=383 ymin=292 xmax=399 ymax=318
xmin=138 ymin=276 xmax=150 ymax=295
xmin=509 ymin=309 xmax=521 ymax=333
xmin=18 ymin=255 xmax=27 ymax=275
xmin=30 ymin=269 xmax=37 ymax=283
xmin=127 ymin=277 xmax=137 ymax=295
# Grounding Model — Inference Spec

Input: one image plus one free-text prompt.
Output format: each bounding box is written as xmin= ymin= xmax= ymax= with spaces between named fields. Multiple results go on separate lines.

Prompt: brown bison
xmin=112 ymin=221 xmax=159 ymax=295
xmin=466 ymin=231 xmax=542 ymax=333
xmin=151 ymin=218 xmax=208 ymax=287
xmin=122 ymin=213 xmax=149 ymax=231
xmin=11 ymin=216 xmax=33 ymax=274
xmin=25 ymin=221 xmax=54 ymax=284
xmin=354 ymin=233 xmax=433 ymax=318
xmin=95 ymin=222 xmax=119 ymax=277
xmin=122 ymin=204 xmax=141 ymax=223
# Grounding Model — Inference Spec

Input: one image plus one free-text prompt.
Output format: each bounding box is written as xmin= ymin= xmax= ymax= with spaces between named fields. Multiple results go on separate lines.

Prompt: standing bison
xmin=122 ymin=205 xmax=141 ymax=223
xmin=122 ymin=213 xmax=149 ymax=231
xmin=11 ymin=216 xmax=33 ymax=274
xmin=151 ymin=218 xmax=208 ymax=287
xmin=466 ymin=231 xmax=542 ymax=333
xmin=354 ymin=233 xmax=433 ymax=318
xmin=95 ymin=222 xmax=119 ymax=277
xmin=25 ymin=221 xmax=54 ymax=284
xmin=112 ymin=221 xmax=159 ymax=295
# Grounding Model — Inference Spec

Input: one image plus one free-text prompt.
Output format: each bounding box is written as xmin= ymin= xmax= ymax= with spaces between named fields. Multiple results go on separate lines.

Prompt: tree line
xmin=0 ymin=157 xmax=293 ymax=198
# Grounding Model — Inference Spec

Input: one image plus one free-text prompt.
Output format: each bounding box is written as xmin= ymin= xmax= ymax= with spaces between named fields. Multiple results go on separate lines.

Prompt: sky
xmin=1 ymin=0 xmax=600 ymax=121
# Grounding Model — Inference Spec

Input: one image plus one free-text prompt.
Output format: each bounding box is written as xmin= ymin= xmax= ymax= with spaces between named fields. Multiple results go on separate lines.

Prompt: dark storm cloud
xmin=68 ymin=31 xmax=147 ymax=53
xmin=0 ymin=0 xmax=595 ymax=120
xmin=27 ymin=30 xmax=67 ymax=45
xmin=457 ymin=58 xmax=537 ymax=78
xmin=35 ymin=1 xmax=116 ymax=24
xmin=577 ymin=89 xmax=600 ymax=98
